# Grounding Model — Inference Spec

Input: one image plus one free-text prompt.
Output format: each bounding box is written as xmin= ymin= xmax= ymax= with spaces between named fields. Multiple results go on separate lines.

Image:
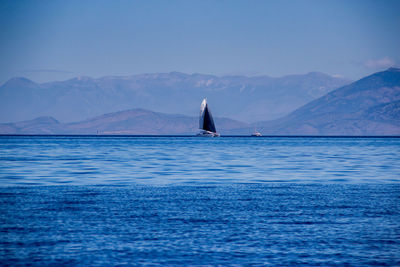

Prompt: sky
xmin=0 ymin=0 xmax=399 ymax=84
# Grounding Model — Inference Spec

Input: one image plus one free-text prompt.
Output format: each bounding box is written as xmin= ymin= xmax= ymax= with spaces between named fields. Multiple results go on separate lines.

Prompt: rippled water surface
xmin=1 ymin=136 xmax=400 ymax=185
xmin=0 ymin=136 xmax=399 ymax=265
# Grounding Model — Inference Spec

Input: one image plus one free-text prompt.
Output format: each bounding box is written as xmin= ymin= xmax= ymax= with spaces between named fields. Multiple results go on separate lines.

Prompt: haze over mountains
xmin=0 ymin=68 xmax=399 ymax=135
xmin=0 ymin=110 xmax=248 ymax=135
xmin=0 ymin=71 xmax=350 ymax=123
xmin=236 ymin=68 xmax=400 ymax=135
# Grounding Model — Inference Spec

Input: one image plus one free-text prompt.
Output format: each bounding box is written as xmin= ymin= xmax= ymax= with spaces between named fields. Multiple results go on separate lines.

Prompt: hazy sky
xmin=1 ymin=0 xmax=399 ymax=83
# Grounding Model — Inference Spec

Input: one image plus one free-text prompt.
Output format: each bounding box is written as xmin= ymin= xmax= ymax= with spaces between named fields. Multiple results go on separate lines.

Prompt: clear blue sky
xmin=1 ymin=0 xmax=399 ymax=83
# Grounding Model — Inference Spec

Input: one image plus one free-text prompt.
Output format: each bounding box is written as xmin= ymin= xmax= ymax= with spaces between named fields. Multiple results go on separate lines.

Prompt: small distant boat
xmin=251 ymin=128 xmax=262 ymax=137
xmin=197 ymin=98 xmax=220 ymax=137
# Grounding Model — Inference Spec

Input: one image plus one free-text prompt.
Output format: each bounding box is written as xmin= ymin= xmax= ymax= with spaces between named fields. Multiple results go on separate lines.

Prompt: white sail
xmin=199 ymin=98 xmax=207 ymax=129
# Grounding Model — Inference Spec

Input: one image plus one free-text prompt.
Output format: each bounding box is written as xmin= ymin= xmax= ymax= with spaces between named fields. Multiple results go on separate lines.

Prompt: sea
xmin=0 ymin=136 xmax=399 ymax=265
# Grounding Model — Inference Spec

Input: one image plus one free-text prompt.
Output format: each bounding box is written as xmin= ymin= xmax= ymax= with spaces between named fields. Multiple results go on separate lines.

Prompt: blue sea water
xmin=0 ymin=136 xmax=399 ymax=265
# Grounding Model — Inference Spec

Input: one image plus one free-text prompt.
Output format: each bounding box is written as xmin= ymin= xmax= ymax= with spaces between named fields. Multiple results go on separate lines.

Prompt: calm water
xmin=1 ymin=136 xmax=400 ymax=185
xmin=0 ymin=136 xmax=399 ymax=265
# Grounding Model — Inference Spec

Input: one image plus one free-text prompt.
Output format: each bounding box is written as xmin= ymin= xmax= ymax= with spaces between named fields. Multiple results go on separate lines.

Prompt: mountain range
xmin=0 ymin=109 xmax=248 ymax=135
xmin=240 ymin=67 xmax=400 ymax=135
xmin=0 ymin=71 xmax=350 ymax=123
xmin=0 ymin=68 xmax=399 ymax=135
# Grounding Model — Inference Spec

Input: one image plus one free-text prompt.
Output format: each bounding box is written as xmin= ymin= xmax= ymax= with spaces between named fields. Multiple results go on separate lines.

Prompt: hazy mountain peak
xmin=68 ymin=76 xmax=94 ymax=82
xmin=30 ymin=116 xmax=60 ymax=124
xmin=99 ymin=108 xmax=156 ymax=118
xmin=387 ymin=67 xmax=400 ymax=72
xmin=168 ymin=71 xmax=187 ymax=77
xmin=0 ymin=71 xmax=352 ymax=123
xmin=344 ymin=67 xmax=400 ymax=92
xmin=306 ymin=71 xmax=329 ymax=77
xmin=250 ymin=68 xmax=400 ymax=135
xmin=1 ymin=77 xmax=38 ymax=88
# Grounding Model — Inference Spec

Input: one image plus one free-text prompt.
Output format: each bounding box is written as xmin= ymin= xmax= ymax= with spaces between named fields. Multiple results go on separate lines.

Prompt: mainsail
xmin=199 ymin=98 xmax=217 ymax=133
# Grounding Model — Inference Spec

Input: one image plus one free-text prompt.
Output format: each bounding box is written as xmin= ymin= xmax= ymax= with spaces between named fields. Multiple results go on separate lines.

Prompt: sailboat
xmin=251 ymin=127 xmax=262 ymax=137
xmin=197 ymin=98 xmax=220 ymax=137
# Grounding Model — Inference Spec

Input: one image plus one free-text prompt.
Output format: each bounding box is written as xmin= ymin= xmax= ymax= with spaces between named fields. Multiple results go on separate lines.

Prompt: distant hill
xmin=0 ymin=116 xmax=60 ymax=135
xmin=232 ymin=68 xmax=400 ymax=135
xmin=0 ymin=109 xmax=248 ymax=135
xmin=0 ymin=71 xmax=350 ymax=123
xmin=3 ymin=69 xmax=398 ymax=136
